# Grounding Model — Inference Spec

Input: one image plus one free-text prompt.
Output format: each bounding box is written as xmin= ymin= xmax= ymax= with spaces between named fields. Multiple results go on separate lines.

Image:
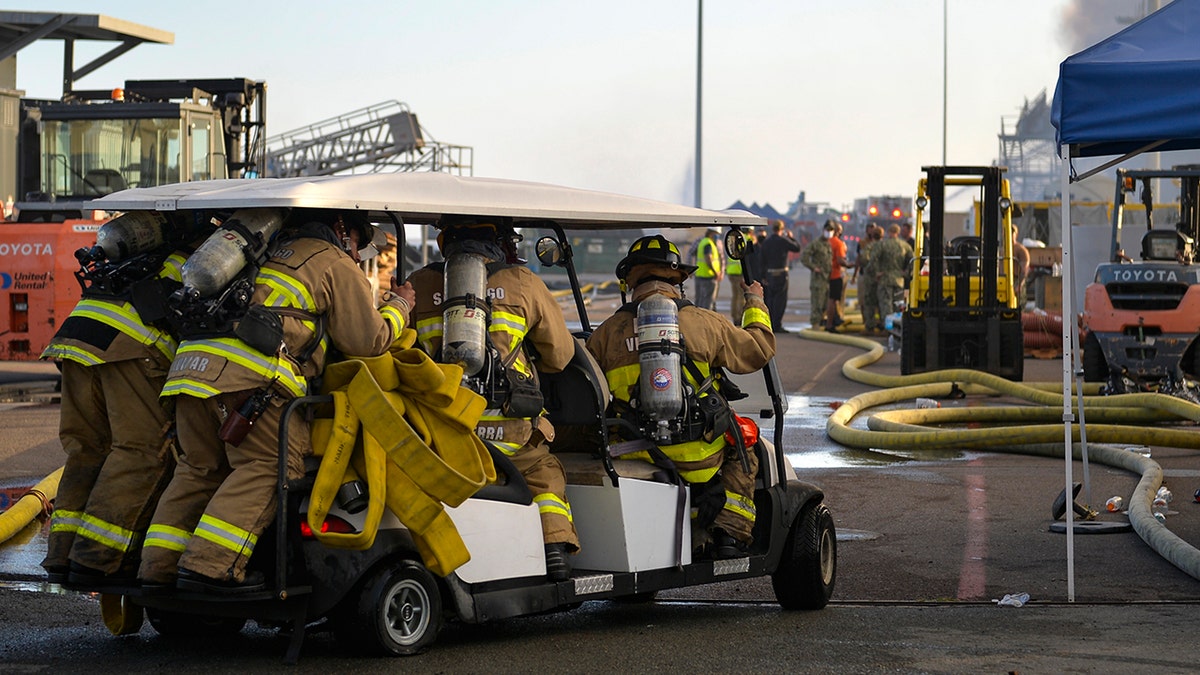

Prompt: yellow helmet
xmin=614 ymin=234 xmax=697 ymax=283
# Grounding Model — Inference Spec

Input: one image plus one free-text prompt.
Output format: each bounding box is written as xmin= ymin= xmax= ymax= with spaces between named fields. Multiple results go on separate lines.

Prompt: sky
xmin=14 ymin=1 xmax=1144 ymax=214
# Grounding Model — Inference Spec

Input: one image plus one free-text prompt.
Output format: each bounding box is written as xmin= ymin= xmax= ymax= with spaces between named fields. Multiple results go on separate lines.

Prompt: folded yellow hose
xmin=0 ymin=467 xmax=62 ymax=544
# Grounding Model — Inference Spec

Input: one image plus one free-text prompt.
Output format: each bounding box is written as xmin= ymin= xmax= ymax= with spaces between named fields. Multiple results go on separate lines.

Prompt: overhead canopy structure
xmin=1051 ymin=0 xmax=1200 ymax=601
xmin=1052 ymin=0 xmax=1200 ymax=162
xmin=0 ymin=11 xmax=173 ymax=93
xmin=92 ymin=172 xmax=766 ymax=230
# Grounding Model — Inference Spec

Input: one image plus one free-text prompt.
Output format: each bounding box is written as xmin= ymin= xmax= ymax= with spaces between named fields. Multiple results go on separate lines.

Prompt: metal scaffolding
xmin=997 ymin=90 xmax=1059 ymax=202
xmin=264 ymin=100 xmax=472 ymax=178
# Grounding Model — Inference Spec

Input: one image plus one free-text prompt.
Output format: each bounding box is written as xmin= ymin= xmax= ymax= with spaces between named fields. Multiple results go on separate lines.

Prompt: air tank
xmin=92 ymin=211 xmax=170 ymax=261
xmin=180 ymin=208 xmax=284 ymax=298
xmin=441 ymin=252 xmax=490 ymax=376
xmin=636 ymin=293 xmax=684 ymax=442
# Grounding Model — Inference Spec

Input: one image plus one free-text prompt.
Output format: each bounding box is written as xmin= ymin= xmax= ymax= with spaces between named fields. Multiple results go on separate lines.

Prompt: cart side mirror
xmin=724 ymin=229 xmax=746 ymax=260
xmin=536 ymin=235 xmax=565 ymax=267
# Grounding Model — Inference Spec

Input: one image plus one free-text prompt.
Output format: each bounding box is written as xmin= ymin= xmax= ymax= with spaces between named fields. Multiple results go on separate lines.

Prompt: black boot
xmin=709 ymin=528 xmax=746 ymax=560
xmin=544 ymin=543 xmax=571 ymax=581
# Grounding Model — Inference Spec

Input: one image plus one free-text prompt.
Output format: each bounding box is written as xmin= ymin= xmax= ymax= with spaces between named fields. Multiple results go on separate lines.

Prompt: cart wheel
xmin=145 ymin=607 xmax=247 ymax=637
xmin=338 ymin=560 xmax=442 ymax=656
xmin=772 ymin=501 xmax=836 ymax=610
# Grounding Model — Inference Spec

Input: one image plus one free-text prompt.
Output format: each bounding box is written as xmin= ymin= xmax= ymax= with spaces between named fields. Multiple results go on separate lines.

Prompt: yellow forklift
xmin=902 ymin=165 xmax=1024 ymax=380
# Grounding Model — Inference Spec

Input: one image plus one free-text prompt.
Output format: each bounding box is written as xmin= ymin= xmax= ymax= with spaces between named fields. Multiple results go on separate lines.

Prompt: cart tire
xmin=337 ymin=560 xmax=441 ymax=656
xmin=146 ymin=607 xmax=247 ymax=637
xmin=1082 ymin=333 xmax=1107 ymax=382
xmin=772 ymin=501 xmax=836 ymax=610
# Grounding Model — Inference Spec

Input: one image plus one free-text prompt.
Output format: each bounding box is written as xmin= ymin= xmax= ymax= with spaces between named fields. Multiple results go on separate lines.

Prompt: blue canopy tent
xmin=1051 ymin=0 xmax=1200 ymax=600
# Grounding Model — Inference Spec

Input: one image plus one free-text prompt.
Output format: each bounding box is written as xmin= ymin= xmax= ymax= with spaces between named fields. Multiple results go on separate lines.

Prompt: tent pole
xmin=1060 ymin=145 xmax=1076 ymax=603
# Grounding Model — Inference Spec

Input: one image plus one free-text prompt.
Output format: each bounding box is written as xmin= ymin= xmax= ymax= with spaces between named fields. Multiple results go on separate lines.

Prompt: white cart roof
xmin=92 ymin=174 xmax=764 ymax=230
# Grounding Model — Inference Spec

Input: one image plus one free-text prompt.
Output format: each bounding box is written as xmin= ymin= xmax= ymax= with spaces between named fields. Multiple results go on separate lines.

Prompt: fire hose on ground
xmin=799 ymin=326 xmax=1200 ymax=582
xmin=0 ymin=467 xmax=61 ymax=545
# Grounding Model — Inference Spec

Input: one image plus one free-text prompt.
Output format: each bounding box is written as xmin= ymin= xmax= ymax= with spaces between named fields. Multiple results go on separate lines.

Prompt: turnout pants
xmin=510 ymin=430 xmax=580 ymax=551
xmin=45 ymin=357 xmax=172 ymax=575
xmin=139 ymin=391 xmax=311 ymax=584
xmin=710 ymin=444 xmax=760 ymax=544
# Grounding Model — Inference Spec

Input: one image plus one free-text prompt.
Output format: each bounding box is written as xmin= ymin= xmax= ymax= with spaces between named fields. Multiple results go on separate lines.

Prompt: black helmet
xmin=615 ymin=234 xmax=697 ymax=283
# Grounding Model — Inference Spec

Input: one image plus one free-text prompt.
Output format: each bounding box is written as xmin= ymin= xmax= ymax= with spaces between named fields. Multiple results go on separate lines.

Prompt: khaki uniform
xmin=872 ymin=236 xmax=913 ymax=320
xmin=407 ymin=262 xmax=580 ymax=550
xmin=800 ymin=238 xmax=832 ymax=327
xmin=41 ymin=252 xmax=185 ymax=576
xmin=140 ymin=234 xmax=408 ymax=584
xmin=586 ymin=281 xmax=775 ymax=544
xmin=857 ymin=239 xmax=881 ymax=331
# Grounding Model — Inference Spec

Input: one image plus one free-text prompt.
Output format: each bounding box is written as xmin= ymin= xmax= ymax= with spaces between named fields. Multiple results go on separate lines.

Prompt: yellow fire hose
xmin=0 ymin=467 xmax=61 ymax=545
xmin=799 ymin=324 xmax=1200 ymax=581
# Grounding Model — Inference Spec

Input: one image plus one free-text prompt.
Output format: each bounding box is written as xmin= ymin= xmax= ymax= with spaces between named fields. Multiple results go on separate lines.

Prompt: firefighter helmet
xmin=615 ymin=234 xmax=697 ymax=284
xmin=436 ymin=215 xmax=522 ymax=262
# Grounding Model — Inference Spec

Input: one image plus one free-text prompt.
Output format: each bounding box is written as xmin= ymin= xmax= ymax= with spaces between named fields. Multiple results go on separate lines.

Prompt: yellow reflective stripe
xmin=723 ymin=490 xmax=757 ymax=522
xmin=619 ymin=449 xmax=721 ymax=483
xmin=159 ymin=253 xmax=187 ymax=282
xmin=74 ymin=299 xmax=177 ymax=359
xmin=741 ymin=306 xmax=771 ymax=330
xmin=489 ymin=440 xmax=522 ymax=456
xmin=195 ymin=514 xmax=258 ymax=555
xmin=606 ymin=364 xmax=641 ymax=402
xmin=144 ymin=524 xmax=191 ymax=553
xmin=490 ymin=311 xmax=528 ymax=341
xmin=257 ymin=267 xmax=317 ymax=311
xmin=177 ymin=339 xmax=306 ymax=397
xmin=534 ymin=492 xmax=573 ymax=522
xmin=380 ymin=304 xmax=406 ymax=336
xmin=161 ymin=379 xmax=222 ymax=398
xmin=415 ymin=317 xmax=443 ymax=352
xmin=41 ymin=343 xmax=104 ymax=365
xmin=76 ymin=513 xmax=135 ymax=552
xmin=50 ymin=509 xmax=84 ymax=534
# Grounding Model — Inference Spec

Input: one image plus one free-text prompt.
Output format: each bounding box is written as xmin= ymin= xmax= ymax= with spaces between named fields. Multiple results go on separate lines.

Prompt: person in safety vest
xmin=586 ymin=234 xmax=775 ymax=558
xmin=692 ymin=227 xmax=724 ymax=311
xmin=405 ymin=216 xmax=580 ymax=581
xmin=41 ymin=237 xmax=198 ymax=588
xmin=137 ymin=208 xmax=414 ymax=593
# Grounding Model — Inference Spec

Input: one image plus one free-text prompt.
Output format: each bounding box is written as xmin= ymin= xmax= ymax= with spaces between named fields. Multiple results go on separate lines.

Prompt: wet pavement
xmin=1 ymin=277 xmax=1199 ymax=671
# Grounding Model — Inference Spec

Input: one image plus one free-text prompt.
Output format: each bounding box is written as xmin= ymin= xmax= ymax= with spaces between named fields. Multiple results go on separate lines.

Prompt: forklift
xmin=902 ymin=165 xmax=1024 ymax=380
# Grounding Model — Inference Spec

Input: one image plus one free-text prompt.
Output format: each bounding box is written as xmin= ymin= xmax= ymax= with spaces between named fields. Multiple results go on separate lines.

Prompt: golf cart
xmin=68 ymin=173 xmax=836 ymax=661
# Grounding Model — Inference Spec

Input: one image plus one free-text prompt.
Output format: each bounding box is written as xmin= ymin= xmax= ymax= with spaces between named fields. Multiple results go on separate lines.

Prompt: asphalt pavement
xmin=1 ymin=274 xmax=1198 ymax=672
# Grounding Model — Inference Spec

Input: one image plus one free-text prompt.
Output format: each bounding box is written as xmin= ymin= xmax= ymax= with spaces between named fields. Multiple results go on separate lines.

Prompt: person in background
xmin=587 ymin=234 xmax=774 ymax=558
xmin=1012 ymin=228 xmax=1030 ymax=309
xmin=759 ymin=220 xmax=801 ymax=333
xmin=799 ymin=220 xmax=834 ymax=331
xmin=855 ymin=224 xmax=883 ymax=334
xmin=873 ymin=223 xmax=914 ymax=325
xmin=900 ymin=221 xmax=916 ymax=250
xmin=825 ymin=221 xmax=849 ymax=333
xmin=692 ymin=228 xmax=724 ymax=311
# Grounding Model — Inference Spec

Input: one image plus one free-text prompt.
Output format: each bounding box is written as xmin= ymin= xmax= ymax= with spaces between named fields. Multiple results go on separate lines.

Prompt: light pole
xmin=695 ymin=0 xmax=703 ymax=208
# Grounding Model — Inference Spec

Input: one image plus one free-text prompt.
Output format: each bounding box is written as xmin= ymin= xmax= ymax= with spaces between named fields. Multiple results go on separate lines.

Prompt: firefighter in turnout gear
xmin=138 ymin=209 xmax=414 ymax=593
xmin=41 ymin=233 xmax=195 ymax=587
xmin=406 ymin=216 xmax=580 ymax=581
xmin=586 ymin=234 xmax=775 ymax=558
